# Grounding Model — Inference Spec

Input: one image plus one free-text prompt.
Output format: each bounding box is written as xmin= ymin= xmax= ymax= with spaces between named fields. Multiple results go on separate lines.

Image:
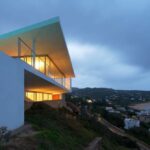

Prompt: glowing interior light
xmin=20 ymin=56 xmax=71 ymax=89
xmin=26 ymin=91 xmax=53 ymax=101
xmin=35 ymin=61 xmax=44 ymax=70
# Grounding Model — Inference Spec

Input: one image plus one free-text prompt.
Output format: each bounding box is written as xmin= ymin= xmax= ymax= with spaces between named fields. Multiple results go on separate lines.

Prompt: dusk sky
xmin=1 ymin=0 xmax=150 ymax=90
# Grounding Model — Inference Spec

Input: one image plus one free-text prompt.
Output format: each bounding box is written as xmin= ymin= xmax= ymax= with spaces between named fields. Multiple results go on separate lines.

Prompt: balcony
xmin=14 ymin=38 xmax=71 ymax=90
xmin=19 ymin=55 xmax=71 ymax=90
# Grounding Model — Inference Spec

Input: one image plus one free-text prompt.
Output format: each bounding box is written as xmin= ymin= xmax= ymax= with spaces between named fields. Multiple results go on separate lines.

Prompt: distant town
xmin=67 ymin=87 xmax=150 ymax=146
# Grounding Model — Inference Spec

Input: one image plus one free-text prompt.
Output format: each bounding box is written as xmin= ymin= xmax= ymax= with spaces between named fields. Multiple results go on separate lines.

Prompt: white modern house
xmin=0 ymin=17 xmax=75 ymax=130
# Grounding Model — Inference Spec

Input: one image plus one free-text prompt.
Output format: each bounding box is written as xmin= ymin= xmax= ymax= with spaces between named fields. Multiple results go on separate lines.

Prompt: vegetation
xmin=141 ymin=122 xmax=150 ymax=129
xmin=24 ymin=102 xmax=140 ymax=150
xmin=67 ymin=90 xmax=150 ymax=149
xmin=79 ymin=115 xmax=139 ymax=150
xmin=72 ymin=87 xmax=150 ymax=106
xmin=91 ymin=100 xmax=150 ymax=146
xmin=25 ymin=103 xmax=96 ymax=150
xmin=92 ymin=105 xmax=124 ymax=128
xmin=127 ymin=127 xmax=150 ymax=145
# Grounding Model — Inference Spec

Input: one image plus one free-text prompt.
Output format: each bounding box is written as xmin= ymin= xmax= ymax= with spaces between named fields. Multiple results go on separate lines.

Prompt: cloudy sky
xmin=0 ymin=0 xmax=150 ymax=90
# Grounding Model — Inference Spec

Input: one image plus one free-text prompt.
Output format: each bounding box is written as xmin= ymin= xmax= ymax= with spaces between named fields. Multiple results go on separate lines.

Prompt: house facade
xmin=0 ymin=17 xmax=75 ymax=130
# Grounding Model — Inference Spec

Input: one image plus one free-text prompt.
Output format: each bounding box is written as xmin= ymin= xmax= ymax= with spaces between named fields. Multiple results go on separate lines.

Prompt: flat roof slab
xmin=0 ymin=17 xmax=75 ymax=77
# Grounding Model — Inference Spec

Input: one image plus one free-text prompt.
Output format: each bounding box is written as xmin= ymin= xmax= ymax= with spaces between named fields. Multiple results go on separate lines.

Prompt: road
xmin=98 ymin=117 xmax=150 ymax=150
xmin=84 ymin=137 xmax=102 ymax=150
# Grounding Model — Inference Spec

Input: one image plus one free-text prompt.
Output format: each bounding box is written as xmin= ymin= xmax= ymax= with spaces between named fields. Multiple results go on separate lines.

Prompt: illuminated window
xmin=64 ymin=78 xmax=71 ymax=90
xmin=37 ymin=93 xmax=42 ymax=101
xmin=19 ymin=55 xmax=69 ymax=89
xmin=26 ymin=92 xmax=35 ymax=101
xmin=26 ymin=57 xmax=33 ymax=66
xmin=48 ymin=94 xmax=52 ymax=100
xmin=25 ymin=91 xmax=52 ymax=101
xmin=52 ymin=94 xmax=62 ymax=100
xmin=43 ymin=93 xmax=48 ymax=100
xmin=35 ymin=57 xmax=45 ymax=73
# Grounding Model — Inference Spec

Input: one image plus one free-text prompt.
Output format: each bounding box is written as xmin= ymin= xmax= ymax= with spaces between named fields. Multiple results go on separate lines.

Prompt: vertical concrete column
xmin=18 ymin=38 xmax=21 ymax=57
xmin=0 ymin=52 xmax=24 ymax=130
xmin=32 ymin=38 xmax=36 ymax=67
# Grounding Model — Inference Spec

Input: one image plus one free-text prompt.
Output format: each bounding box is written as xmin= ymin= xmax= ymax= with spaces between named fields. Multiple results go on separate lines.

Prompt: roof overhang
xmin=0 ymin=17 xmax=75 ymax=77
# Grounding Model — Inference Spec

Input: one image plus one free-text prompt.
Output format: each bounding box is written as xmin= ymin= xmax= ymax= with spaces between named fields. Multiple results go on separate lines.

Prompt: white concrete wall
xmin=0 ymin=52 xmax=24 ymax=130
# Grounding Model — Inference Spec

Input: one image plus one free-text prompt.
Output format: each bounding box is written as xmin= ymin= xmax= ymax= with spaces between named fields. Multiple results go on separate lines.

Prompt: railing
xmin=15 ymin=37 xmax=71 ymax=90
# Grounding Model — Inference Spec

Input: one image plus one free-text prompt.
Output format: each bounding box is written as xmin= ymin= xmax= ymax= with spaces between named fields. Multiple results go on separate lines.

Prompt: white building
xmin=124 ymin=118 xmax=140 ymax=129
xmin=0 ymin=17 xmax=75 ymax=130
xmin=105 ymin=107 xmax=120 ymax=113
xmin=116 ymin=106 xmax=126 ymax=112
xmin=136 ymin=110 xmax=150 ymax=116
xmin=105 ymin=107 xmax=113 ymax=111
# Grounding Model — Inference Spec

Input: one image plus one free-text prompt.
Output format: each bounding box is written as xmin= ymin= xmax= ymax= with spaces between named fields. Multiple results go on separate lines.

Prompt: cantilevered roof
xmin=0 ymin=17 xmax=75 ymax=77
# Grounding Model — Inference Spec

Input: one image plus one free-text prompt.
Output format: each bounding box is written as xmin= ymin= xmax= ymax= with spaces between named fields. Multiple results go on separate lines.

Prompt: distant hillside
xmin=72 ymin=87 xmax=150 ymax=105
xmin=72 ymin=87 xmax=115 ymax=100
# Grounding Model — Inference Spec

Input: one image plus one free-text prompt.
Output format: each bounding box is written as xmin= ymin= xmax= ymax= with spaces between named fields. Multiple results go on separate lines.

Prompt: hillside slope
xmin=1 ymin=102 xmax=140 ymax=150
xmin=25 ymin=103 xmax=96 ymax=150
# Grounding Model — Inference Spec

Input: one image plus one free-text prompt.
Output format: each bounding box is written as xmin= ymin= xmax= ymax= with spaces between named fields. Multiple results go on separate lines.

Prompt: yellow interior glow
xmin=25 ymin=91 xmax=61 ymax=101
xmin=35 ymin=61 xmax=44 ymax=70
xmin=20 ymin=55 xmax=71 ymax=90
xmin=26 ymin=92 xmax=52 ymax=101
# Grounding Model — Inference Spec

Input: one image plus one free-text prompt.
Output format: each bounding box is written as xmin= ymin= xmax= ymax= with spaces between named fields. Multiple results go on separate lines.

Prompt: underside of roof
xmin=25 ymin=70 xmax=68 ymax=94
xmin=0 ymin=17 xmax=75 ymax=77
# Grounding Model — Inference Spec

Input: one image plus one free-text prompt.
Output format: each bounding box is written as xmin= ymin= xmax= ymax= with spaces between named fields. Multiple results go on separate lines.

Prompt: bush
xmin=79 ymin=115 xmax=139 ymax=150
xmin=128 ymin=127 xmax=150 ymax=145
xmin=0 ymin=127 xmax=11 ymax=144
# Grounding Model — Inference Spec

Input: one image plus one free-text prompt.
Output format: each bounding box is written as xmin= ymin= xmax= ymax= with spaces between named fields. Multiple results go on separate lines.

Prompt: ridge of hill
xmin=72 ymin=87 xmax=150 ymax=105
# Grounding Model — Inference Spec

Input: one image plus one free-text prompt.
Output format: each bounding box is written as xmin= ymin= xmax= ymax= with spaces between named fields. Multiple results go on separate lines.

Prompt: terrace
xmin=14 ymin=37 xmax=71 ymax=91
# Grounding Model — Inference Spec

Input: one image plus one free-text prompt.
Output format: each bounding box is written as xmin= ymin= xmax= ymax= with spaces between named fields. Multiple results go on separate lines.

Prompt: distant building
xmin=127 ymin=108 xmax=135 ymax=113
xmin=105 ymin=107 xmax=113 ymax=111
xmin=116 ymin=107 xmax=126 ymax=112
xmin=105 ymin=107 xmax=120 ymax=113
xmin=139 ymin=115 xmax=150 ymax=123
xmin=112 ymin=110 xmax=120 ymax=114
xmin=136 ymin=110 xmax=150 ymax=116
xmin=124 ymin=118 xmax=140 ymax=129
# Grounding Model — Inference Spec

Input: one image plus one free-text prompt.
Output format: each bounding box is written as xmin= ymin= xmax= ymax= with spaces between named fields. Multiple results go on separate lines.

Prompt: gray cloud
xmin=0 ymin=0 xmax=150 ymax=90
